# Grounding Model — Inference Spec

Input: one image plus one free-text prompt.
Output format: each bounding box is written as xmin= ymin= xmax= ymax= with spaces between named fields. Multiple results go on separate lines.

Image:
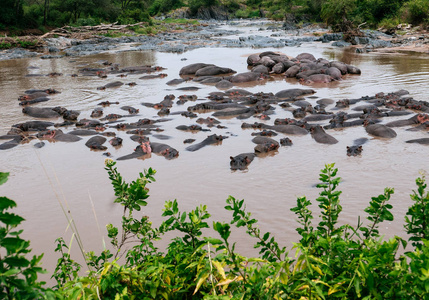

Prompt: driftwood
xmin=38 ymin=22 xmax=148 ymax=39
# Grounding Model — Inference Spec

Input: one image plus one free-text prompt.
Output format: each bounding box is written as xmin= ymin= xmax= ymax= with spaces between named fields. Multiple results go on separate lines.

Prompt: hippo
xmin=85 ymin=136 xmax=107 ymax=150
xmin=117 ymin=141 xmax=152 ymax=160
xmin=229 ymin=72 xmax=265 ymax=84
xmin=247 ymin=54 xmax=261 ymax=66
xmin=310 ymin=126 xmax=338 ymax=144
xmin=365 ymin=123 xmax=397 ymax=138
xmin=109 ymin=137 xmax=123 ymax=147
xmin=22 ymin=107 xmax=61 ymax=119
xmin=53 ymin=107 xmax=80 ymax=121
xmin=76 ymin=119 xmax=104 ymax=129
xmin=230 ymin=153 xmax=256 ymax=171
xmin=329 ymin=61 xmax=348 ymax=75
xmin=184 ymin=139 xmax=196 ymax=144
xmin=296 ymin=53 xmax=316 ymax=62
xmin=304 ymin=74 xmax=333 ymax=84
xmin=274 ymin=89 xmax=316 ymax=100
xmin=120 ymin=106 xmax=139 ymax=114
xmin=98 ymin=101 xmax=119 ymax=106
xmin=0 ymin=135 xmax=26 ymax=150
xmin=324 ymin=67 xmax=342 ymax=80
xmin=271 ymin=63 xmax=286 ymax=74
xmin=19 ymin=97 xmax=50 ymax=106
xmin=18 ymin=91 xmax=49 ymax=101
xmin=255 ymin=56 xmax=276 ymax=69
xmin=252 ymin=136 xmax=280 ymax=153
xmin=386 ymin=113 xmax=429 ymax=127
xmin=166 ymin=78 xmax=187 ymax=85
xmin=285 ymin=65 xmax=301 ymax=78
xmin=251 ymin=65 xmax=270 ymax=74
xmin=180 ymin=111 xmax=198 ymax=118
xmin=212 ymin=107 xmax=252 ymax=117
xmin=406 ymin=122 xmax=429 ymax=131
xmin=195 ymin=66 xmax=236 ymax=77
xmin=24 ymin=88 xmax=60 ymax=95
xmin=96 ymin=81 xmax=124 ymax=90
xmin=176 ymin=125 xmax=210 ymax=132
xmin=68 ymin=130 xmax=99 ymax=136
xmin=91 ymin=108 xmax=103 ymax=118
xmin=405 ymin=138 xmax=429 ymax=145
xmin=12 ymin=121 xmax=54 ymax=132
xmin=150 ymin=142 xmax=179 ymax=159
xmin=199 ymin=77 xmax=223 ymax=84
xmin=347 ymin=138 xmax=368 ymax=156
xmin=251 ymin=130 xmax=278 ymax=137
xmin=196 ymin=117 xmax=221 ymax=127
xmin=242 ymin=122 xmax=309 ymax=135
xmin=186 ymin=134 xmax=227 ymax=152
xmin=36 ymin=129 xmax=82 ymax=142
xmin=179 ymin=63 xmax=215 ymax=75
xmin=139 ymin=74 xmax=167 ymax=79
xmin=215 ymin=80 xmax=234 ymax=90
xmin=346 ymin=65 xmax=361 ymax=75
xmin=280 ymin=138 xmax=293 ymax=146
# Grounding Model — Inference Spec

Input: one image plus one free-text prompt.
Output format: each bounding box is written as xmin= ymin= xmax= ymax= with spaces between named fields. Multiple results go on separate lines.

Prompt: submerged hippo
xmin=22 ymin=107 xmax=61 ymax=119
xmin=347 ymin=138 xmax=368 ymax=156
xmin=310 ymin=126 xmax=338 ymax=144
xmin=179 ymin=63 xmax=215 ymax=75
xmin=230 ymin=153 xmax=256 ymax=171
xmin=85 ymin=136 xmax=107 ymax=150
xmin=186 ymin=134 xmax=227 ymax=152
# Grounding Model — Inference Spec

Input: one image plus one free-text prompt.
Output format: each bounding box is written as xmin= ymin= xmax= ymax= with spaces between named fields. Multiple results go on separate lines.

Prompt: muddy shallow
xmin=1 ymin=21 xmax=429 ymax=283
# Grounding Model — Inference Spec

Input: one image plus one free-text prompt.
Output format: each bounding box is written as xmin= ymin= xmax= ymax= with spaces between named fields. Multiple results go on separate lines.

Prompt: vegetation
xmin=1 ymin=0 xmax=428 ymax=35
xmin=2 ymin=162 xmax=429 ymax=298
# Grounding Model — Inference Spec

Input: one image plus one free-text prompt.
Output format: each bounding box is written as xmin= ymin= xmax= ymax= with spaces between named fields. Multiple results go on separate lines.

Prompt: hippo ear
xmin=230 ymin=156 xmax=234 ymax=161
xmin=358 ymin=146 xmax=363 ymax=151
xmin=346 ymin=146 xmax=350 ymax=150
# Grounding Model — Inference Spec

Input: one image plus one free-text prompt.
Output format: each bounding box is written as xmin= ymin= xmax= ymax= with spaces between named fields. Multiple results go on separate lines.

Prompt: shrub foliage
xmin=2 ymin=162 xmax=429 ymax=298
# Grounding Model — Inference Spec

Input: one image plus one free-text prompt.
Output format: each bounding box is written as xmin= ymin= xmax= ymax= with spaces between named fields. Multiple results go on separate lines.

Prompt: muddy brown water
xmin=1 ymin=25 xmax=429 ymax=284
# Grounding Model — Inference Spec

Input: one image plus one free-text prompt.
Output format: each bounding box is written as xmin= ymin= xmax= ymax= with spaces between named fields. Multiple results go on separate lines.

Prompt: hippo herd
xmin=2 ymin=51 xmax=429 ymax=171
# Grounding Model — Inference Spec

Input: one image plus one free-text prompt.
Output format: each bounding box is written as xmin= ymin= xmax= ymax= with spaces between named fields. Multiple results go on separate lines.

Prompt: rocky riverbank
xmin=0 ymin=19 xmax=428 ymax=61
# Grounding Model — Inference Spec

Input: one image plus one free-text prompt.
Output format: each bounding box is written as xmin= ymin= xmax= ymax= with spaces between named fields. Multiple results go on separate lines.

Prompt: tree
xmin=321 ymin=0 xmax=357 ymax=32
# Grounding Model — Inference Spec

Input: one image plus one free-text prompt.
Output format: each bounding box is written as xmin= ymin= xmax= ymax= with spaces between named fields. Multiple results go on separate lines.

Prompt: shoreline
xmin=1 ymin=19 xmax=428 ymax=61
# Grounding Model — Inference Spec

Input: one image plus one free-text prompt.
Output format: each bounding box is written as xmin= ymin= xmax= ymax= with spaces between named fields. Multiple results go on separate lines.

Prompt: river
xmin=1 ymin=20 xmax=429 ymax=284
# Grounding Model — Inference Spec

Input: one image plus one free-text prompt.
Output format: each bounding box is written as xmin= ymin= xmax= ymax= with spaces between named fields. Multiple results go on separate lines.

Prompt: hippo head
xmin=335 ymin=99 xmax=350 ymax=108
xmin=347 ymin=145 xmax=363 ymax=157
xmin=417 ymin=114 xmax=429 ymax=124
xmin=160 ymin=148 xmax=179 ymax=160
xmin=230 ymin=155 xmax=253 ymax=171
xmin=280 ymin=138 xmax=293 ymax=146
xmin=254 ymin=142 xmax=279 ymax=153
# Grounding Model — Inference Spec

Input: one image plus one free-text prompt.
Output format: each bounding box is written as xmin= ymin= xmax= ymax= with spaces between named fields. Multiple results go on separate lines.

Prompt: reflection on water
xmin=1 ymin=28 xmax=429 ymax=284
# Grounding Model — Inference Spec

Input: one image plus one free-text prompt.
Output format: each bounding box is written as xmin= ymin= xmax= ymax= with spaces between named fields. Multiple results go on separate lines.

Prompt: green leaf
xmin=180 ymin=212 xmax=187 ymax=223
xmin=0 ymin=212 xmax=25 ymax=226
xmin=4 ymin=256 xmax=30 ymax=267
xmin=0 ymin=172 xmax=9 ymax=185
xmin=204 ymin=237 xmax=223 ymax=245
xmin=0 ymin=197 xmax=17 ymax=211
xmin=136 ymin=200 xmax=147 ymax=207
xmin=1 ymin=268 xmax=20 ymax=276
xmin=1 ymin=237 xmax=28 ymax=252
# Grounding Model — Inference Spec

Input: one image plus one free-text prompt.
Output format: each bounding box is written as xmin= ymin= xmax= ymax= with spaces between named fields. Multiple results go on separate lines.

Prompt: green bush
xmin=149 ymin=0 xmax=184 ymax=15
xmin=74 ymin=17 xmax=98 ymax=26
xmin=400 ymin=0 xmax=429 ymax=25
xmin=188 ymin=0 xmax=219 ymax=15
xmin=0 ymin=173 xmax=47 ymax=299
xmin=118 ymin=9 xmax=151 ymax=24
xmin=3 ymin=162 xmax=429 ymax=298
